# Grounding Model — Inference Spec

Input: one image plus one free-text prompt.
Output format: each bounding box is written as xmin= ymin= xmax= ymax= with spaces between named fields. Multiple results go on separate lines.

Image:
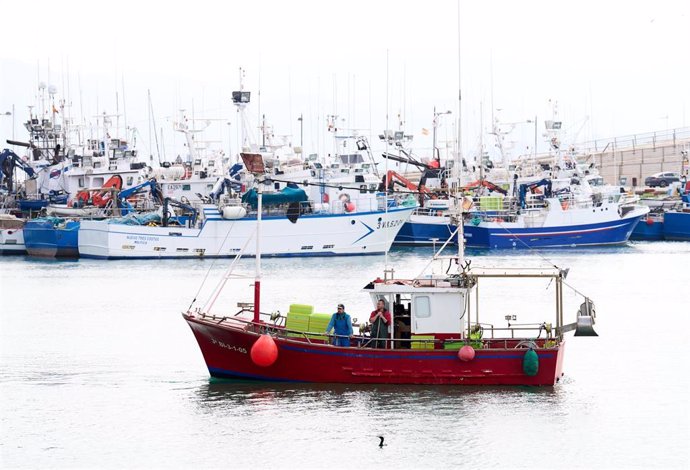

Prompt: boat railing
xmin=190 ymin=310 xmax=558 ymax=349
xmin=242 ymin=192 xmax=411 ymax=218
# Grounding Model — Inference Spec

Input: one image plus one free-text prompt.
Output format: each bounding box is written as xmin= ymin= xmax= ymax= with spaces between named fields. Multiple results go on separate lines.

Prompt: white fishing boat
xmin=78 ymin=152 xmax=415 ymax=259
xmin=0 ymin=213 xmax=26 ymax=254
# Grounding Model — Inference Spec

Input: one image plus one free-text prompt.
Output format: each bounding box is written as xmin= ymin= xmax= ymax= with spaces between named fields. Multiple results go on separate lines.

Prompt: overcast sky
xmin=1 ymin=0 xmax=689 ymax=163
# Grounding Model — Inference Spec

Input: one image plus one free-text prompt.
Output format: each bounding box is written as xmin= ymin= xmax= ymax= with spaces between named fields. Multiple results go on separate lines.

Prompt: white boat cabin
xmin=365 ymin=276 xmax=469 ymax=339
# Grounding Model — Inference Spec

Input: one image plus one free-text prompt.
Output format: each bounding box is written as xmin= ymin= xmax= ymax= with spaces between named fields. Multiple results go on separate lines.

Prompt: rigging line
xmin=200 ymin=224 xmax=257 ymax=313
xmin=261 ymin=176 xmax=429 ymax=196
xmin=415 ymin=224 xmax=462 ymax=279
xmin=186 ymin=218 xmax=243 ymax=312
xmin=489 ymin=218 xmax=559 ymax=269
xmin=489 ymin=217 xmax=593 ymax=299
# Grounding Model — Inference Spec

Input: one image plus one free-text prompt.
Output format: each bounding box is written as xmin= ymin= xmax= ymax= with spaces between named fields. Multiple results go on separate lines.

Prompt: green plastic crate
xmin=410 ymin=335 xmax=435 ymax=350
xmin=309 ymin=313 xmax=332 ymax=341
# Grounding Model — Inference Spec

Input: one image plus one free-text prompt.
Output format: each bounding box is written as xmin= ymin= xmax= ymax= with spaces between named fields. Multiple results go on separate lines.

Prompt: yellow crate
xmin=309 ymin=313 xmax=332 ymax=341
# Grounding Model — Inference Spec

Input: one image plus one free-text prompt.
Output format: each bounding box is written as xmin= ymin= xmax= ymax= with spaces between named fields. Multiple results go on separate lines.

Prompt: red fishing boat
xmin=183 ymin=158 xmax=598 ymax=386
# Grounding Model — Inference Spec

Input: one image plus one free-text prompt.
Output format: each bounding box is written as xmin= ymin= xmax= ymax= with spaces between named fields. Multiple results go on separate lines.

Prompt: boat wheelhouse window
xmin=206 ymin=184 xmax=214 ymax=191
xmin=208 ymin=161 xmax=215 ymax=167
xmin=194 ymin=159 xmax=202 ymax=166
xmin=78 ymin=178 xmax=84 ymax=187
xmin=182 ymin=184 xmax=191 ymax=191
xmin=360 ymin=184 xmax=368 ymax=194
xmin=414 ymin=296 xmax=431 ymax=318
xmin=126 ymin=177 xmax=134 ymax=186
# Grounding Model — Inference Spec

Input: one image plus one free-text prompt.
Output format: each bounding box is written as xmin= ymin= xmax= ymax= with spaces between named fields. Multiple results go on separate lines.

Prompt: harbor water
xmin=1 ymin=243 xmax=689 ymax=469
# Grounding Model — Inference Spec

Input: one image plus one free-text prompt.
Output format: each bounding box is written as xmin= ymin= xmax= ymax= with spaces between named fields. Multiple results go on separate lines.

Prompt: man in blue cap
xmin=325 ymin=303 xmax=353 ymax=347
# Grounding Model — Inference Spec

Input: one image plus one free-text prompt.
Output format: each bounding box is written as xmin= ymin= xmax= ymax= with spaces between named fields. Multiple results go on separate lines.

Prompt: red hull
xmin=185 ymin=314 xmax=565 ymax=386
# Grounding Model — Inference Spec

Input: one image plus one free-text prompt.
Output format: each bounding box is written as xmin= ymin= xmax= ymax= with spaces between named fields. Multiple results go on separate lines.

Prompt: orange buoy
xmin=344 ymin=202 xmax=355 ymax=212
xmin=458 ymin=345 xmax=475 ymax=362
xmin=250 ymin=334 xmax=278 ymax=367
xmin=645 ymin=218 xmax=654 ymax=226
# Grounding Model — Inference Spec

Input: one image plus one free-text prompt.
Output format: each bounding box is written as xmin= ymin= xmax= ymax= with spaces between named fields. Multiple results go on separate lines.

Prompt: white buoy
xmin=222 ymin=206 xmax=247 ymax=220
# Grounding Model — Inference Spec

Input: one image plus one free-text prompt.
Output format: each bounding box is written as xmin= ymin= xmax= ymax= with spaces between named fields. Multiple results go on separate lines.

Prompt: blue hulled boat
xmin=631 ymin=188 xmax=690 ymax=241
xmin=23 ymin=217 xmax=80 ymax=258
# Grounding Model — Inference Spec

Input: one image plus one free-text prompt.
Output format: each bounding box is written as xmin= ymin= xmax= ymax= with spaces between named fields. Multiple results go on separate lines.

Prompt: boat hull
xmin=663 ymin=211 xmax=690 ymax=241
xmin=79 ymin=206 xmax=414 ymax=259
xmin=396 ymin=205 xmax=647 ymax=248
xmin=23 ymin=220 xmax=80 ymax=258
xmin=0 ymin=228 xmax=26 ymax=255
xmin=184 ymin=315 xmax=565 ymax=386
xmin=630 ymin=211 xmax=690 ymax=241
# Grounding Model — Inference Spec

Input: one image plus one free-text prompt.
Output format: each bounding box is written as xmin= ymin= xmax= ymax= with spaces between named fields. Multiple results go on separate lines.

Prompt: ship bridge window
xmin=126 ymin=177 xmax=134 ymax=186
xmin=414 ymin=296 xmax=431 ymax=318
xmin=183 ymin=184 xmax=191 ymax=190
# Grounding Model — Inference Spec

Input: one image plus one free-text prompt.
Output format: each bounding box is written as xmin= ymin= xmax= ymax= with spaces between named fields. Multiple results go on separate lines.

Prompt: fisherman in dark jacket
xmin=369 ymin=299 xmax=391 ymax=348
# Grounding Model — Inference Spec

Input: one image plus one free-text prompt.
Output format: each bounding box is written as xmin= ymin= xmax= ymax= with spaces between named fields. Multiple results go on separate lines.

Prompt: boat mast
xmin=254 ymin=178 xmax=262 ymax=323
xmin=232 ymin=69 xmax=262 ymax=323
xmin=456 ymin=0 xmax=464 ymax=267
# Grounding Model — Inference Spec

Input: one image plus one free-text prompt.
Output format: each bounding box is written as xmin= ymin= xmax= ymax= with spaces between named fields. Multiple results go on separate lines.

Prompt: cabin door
xmin=411 ymin=295 xmax=434 ymax=333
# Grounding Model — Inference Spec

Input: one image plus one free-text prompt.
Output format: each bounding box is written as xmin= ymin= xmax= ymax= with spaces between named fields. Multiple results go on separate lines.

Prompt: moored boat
xmin=631 ymin=181 xmax=690 ymax=241
xmin=23 ymin=217 xmax=79 ymax=258
xmin=79 ymin=198 xmax=414 ymax=259
xmin=0 ymin=213 xmax=26 ymax=255
xmin=396 ymin=190 xmax=649 ymax=248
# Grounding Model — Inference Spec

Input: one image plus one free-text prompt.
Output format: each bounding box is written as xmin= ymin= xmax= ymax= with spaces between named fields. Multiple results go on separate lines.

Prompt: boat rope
xmin=415 ymin=224 xmax=462 ymax=278
xmin=199 ymin=226 xmax=256 ymax=313
xmin=259 ymin=177 xmax=431 ymax=196
xmin=489 ymin=218 xmax=593 ymax=300
xmin=186 ymin=220 xmax=248 ymax=312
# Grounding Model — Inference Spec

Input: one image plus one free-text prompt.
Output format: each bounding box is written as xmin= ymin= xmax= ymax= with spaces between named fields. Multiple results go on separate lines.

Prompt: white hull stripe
xmin=493 ymin=222 xmax=628 ymax=237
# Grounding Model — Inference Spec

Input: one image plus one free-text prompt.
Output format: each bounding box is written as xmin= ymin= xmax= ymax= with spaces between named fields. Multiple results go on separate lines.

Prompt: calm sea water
xmin=1 ymin=243 xmax=689 ymax=469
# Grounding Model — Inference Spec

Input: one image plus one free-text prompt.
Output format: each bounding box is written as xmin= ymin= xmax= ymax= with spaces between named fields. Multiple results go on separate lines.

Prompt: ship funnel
xmin=574 ymin=299 xmax=598 ymax=337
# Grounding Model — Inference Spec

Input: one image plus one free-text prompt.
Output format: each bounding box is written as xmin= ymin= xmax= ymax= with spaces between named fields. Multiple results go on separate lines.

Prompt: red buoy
xmin=645 ymin=218 xmax=654 ymax=226
xmin=250 ymin=334 xmax=278 ymax=367
xmin=344 ymin=202 xmax=355 ymax=212
xmin=458 ymin=345 xmax=475 ymax=362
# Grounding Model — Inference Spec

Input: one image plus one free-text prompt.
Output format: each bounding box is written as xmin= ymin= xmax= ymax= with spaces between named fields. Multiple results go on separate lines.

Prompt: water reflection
xmin=194 ymin=380 xmax=564 ymax=415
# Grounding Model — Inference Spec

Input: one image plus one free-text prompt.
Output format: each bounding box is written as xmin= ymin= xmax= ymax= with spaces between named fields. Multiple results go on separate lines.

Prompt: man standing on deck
xmin=325 ymin=304 xmax=353 ymax=347
xmin=369 ymin=299 xmax=391 ymax=349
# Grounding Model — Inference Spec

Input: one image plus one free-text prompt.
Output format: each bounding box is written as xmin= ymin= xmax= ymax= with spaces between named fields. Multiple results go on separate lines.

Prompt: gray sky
xmin=1 ymin=0 xmax=689 ymax=162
